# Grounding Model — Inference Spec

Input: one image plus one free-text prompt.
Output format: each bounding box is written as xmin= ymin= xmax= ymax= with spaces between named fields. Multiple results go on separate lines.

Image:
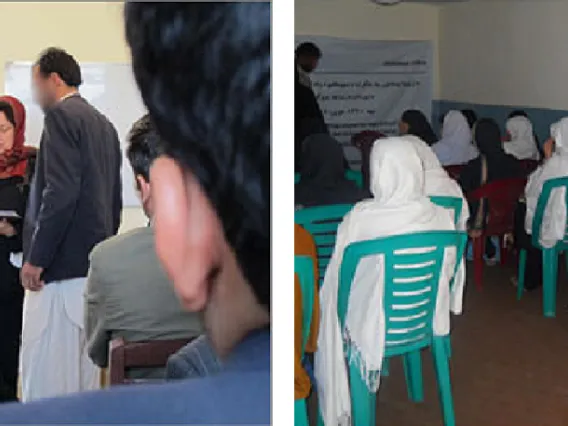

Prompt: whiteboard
xmin=296 ymin=37 xmax=433 ymax=169
xmin=4 ymin=62 xmax=147 ymax=207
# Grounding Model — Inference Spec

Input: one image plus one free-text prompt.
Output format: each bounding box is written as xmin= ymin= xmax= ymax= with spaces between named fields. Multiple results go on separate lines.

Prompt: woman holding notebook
xmin=0 ymin=96 xmax=32 ymax=402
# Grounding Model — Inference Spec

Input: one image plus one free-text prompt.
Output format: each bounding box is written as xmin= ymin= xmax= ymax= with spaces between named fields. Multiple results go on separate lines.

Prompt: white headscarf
xmin=407 ymin=135 xmax=469 ymax=308
xmin=315 ymin=136 xmax=459 ymax=426
xmin=504 ymin=116 xmax=540 ymax=160
xmin=525 ymin=118 xmax=568 ymax=248
xmin=432 ymin=110 xmax=479 ymax=166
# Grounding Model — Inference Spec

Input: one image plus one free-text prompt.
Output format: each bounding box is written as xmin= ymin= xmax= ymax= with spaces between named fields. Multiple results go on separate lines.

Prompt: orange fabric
xmin=294 ymin=224 xmax=319 ymax=400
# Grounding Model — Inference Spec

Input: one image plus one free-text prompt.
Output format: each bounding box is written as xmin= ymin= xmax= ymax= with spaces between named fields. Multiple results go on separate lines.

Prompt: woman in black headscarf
xmin=459 ymin=118 xmax=523 ymax=260
xmin=295 ymin=135 xmax=369 ymax=208
xmin=399 ymin=110 xmax=437 ymax=146
xmin=461 ymin=109 xmax=478 ymax=129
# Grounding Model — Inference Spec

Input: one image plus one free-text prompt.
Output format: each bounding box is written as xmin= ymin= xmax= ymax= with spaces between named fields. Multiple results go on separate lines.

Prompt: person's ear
xmin=150 ymin=156 xmax=224 ymax=311
xmin=136 ymin=175 xmax=151 ymax=205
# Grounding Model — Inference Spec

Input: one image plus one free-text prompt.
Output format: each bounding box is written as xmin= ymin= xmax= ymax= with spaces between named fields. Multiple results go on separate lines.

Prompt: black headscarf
xmin=401 ymin=110 xmax=437 ymax=146
xmin=295 ymin=135 xmax=369 ymax=207
xmin=461 ymin=109 xmax=478 ymax=129
xmin=474 ymin=118 xmax=505 ymax=159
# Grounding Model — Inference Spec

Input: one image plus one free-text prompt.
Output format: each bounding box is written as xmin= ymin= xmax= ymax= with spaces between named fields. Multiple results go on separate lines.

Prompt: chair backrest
xmin=295 ymin=204 xmax=354 ymax=286
xmin=109 ymin=338 xmax=191 ymax=385
xmin=295 ymin=172 xmax=301 ymax=185
xmin=337 ymin=231 xmax=467 ymax=357
xmin=530 ymin=176 xmax=568 ymax=250
xmin=429 ymin=196 xmax=463 ymax=226
xmin=295 ymin=255 xmax=315 ymax=355
xmin=467 ymin=177 xmax=526 ymax=235
xmin=443 ymin=165 xmax=464 ymax=180
xmin=520 ymin=159 xmax=539 ymax=176
xmin=345 ymin=169 xmax=363 ymax=189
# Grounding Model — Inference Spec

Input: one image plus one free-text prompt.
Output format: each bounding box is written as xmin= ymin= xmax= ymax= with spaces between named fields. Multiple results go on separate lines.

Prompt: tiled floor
xmin=311 ymin=262 xmax=568 ymax=425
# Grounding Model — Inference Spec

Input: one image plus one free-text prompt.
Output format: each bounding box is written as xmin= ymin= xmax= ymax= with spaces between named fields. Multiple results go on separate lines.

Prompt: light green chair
xmin=345 ymin=169 xmax=364 ymax=189
xmin=295 ymin=204 xmax=354 ymax=287
xmin=429 ymin=196 xmax=463 ymax=226
xmin=517 ymin=176 xmax=568 ymax=317
xmin=294 ymin=255 xmax=316 ymax=426
xmin=338 ymin=231 xmax=467 ymax=426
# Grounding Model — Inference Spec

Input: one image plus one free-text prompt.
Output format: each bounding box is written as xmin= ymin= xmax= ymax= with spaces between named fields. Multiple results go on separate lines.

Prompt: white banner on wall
xmin=297 ymin=36 xmax=433 ymax=168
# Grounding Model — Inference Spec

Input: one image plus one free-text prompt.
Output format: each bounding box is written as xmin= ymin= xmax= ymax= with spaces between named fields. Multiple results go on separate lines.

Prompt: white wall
xmin=0 ymin=2 xmax=146 ymax=232
xmin=439 ymin=0 xmax=568 ymax=110
xmin=295 ymin=0 xmax=441 ymax=97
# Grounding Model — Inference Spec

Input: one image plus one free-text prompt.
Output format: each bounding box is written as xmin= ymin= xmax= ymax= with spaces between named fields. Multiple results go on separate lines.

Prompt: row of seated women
xmin=294 ymin=116 xmax=568 ymax=425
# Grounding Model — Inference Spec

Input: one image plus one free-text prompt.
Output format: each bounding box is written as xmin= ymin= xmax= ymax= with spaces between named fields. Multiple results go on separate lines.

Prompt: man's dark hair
xmin=0 ymin=102 xmax=15 ymax=128
xmin=124 ymin=3 xmax=270 ymax=310
xmin=126 ymin=114 xmax=164 ymax=182
xmin=295 ymin=42 xmax=322 ymax=59
xmin=35 ymin=47 xmax=82 ymax=88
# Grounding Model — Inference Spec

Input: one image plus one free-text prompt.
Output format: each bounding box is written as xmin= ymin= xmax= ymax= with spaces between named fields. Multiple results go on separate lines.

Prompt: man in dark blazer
xmin=19 ymin=47 xmax=122 ymax=401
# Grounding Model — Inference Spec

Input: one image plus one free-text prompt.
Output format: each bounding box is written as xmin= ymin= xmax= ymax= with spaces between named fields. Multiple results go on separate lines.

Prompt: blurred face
xmin=299 ymin=56 xmax=319 ymax=73
xmin=32 ymin=65 xmax=58 ymax=111
xmin=0 ymin=112 xmax=15 ymax=155
xmin=399 ymin=120 xmax=409 ymax=135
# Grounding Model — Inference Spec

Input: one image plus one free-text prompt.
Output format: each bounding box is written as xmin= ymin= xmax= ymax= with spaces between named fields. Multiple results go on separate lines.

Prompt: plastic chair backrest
xmin=443 ymin=165 xmax=464 ymax=180
xmin=530 ymin=176 xmax=568 ymax=250
xmin=337 ymin=231 xmax=467 ymax=357
xmin=345 ymin=169 xmax=363 ymax=189
xmin=295 ymin=255 xmax=315 ymax=354
xmin=295 ymin=204 xmax=354 ymax=286
xmin=429 ymin=196 xmax=463 ymax=226
xmin=295 ymin=172 xmax=300 ymax=185
xmin=467 ymin=178 xmax=526 ymax=235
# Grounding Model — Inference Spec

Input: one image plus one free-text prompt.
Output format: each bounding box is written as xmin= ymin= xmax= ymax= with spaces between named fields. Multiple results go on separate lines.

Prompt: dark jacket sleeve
xmin=27 ymin=108 xmax=81 ymax=269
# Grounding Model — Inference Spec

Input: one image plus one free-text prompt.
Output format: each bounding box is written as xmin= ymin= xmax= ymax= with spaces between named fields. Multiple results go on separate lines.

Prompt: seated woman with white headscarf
xmin=432 ymin=110 xmax=479 ymax=166
xmin=515 ymin=118 xmax=568 ymax=290
xmin=315 ymin=136 xmax=461 ymax=426
xmin=504 ymin=115 xmax=540 ymax=161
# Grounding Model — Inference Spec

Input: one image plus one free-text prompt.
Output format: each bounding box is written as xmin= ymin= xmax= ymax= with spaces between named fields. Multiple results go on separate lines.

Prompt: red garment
xmin=0 ymin=96 xmax=28 ymax=179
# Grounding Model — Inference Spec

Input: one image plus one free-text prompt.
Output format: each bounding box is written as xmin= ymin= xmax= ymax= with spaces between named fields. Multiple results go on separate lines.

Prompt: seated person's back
xmin=295 ymin=134 xmax=369 ymax=208
xmin=458 ymin=118 xmax=523 ymax=230
xmin=85 ymin=116 xmax=203 ymax=380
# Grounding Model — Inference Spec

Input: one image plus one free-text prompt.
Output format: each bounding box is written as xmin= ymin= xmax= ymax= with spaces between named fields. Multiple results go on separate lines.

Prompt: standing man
xmin=20 ymin=47 xmax=122 ymax=401
xmin=295 ymin=41 xmax=322 ymax=89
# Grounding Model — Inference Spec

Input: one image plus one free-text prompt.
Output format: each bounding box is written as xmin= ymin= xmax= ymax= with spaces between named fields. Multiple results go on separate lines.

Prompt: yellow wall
xmin=0 ymin=2 xmax=145 ymax=232
xmin=295 ymin=0 xmax=441 ymax=98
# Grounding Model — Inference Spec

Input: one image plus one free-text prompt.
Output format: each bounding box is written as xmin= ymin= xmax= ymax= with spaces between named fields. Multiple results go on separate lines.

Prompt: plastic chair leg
xmin=381 ymin=357 xmax=390 ymax=377
xmin=542 ymin=249 xmax=559 ymax=318
xmin=294 ymin=399 xmax=309 ymax=426
xmin=500 ymin=236 xmax=508 ymax=266
xmin=472 ymin=237 xmax=485 ymax=290
xmin=432 ymin=338 xmax=456 ymax=426
xmin=403 ymin=351 xmax=424 ymax=403
xmin=349 ymin=361 xmax=376 ymax=426
xmin=517 ymin=249 xmax=527 ymax=300
xmin=444 ymin=335 xmax=452 ymax=358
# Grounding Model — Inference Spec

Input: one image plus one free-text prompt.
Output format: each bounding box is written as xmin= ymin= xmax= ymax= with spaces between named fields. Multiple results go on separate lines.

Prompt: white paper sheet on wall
xmin=296 ymin=36 xmax=433 ymax=169
xmin=4 ymin=61 xmax=147 ymax=207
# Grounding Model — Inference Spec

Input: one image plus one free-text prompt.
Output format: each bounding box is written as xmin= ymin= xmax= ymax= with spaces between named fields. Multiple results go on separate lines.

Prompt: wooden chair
xmin=467 ymin=178 xmax=526 ymax=289
xmin=109 ymin=337 xmax=191 ymax=385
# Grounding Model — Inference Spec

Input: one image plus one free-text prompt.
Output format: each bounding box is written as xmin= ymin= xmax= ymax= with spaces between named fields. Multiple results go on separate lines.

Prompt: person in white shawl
xmin=504 ymin=115 xmax=540 ymax=160
xmin=432 ymin=110 xmax=479 ymax=166
xmin=315 ymin=136 xmax=461 ymax=426
xmin=407 ymin=135 xmax=470 ymax=309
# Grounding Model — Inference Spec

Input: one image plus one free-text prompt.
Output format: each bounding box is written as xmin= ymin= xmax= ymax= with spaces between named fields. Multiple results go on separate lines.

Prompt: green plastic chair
xmin=294 ymin=255 xmax=316 ymax=426
xmin=345 ymin=169 xmax=364 ymax=189
xmin=338 ymin=231 xmax=467 ymax=426
xmin=429 ymin=196 xmax=463 ymax=226
xmin=517 ymin=177 xmax=568 ymax=317
xmin=295 ymin=204 xmax=354 ymax=287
